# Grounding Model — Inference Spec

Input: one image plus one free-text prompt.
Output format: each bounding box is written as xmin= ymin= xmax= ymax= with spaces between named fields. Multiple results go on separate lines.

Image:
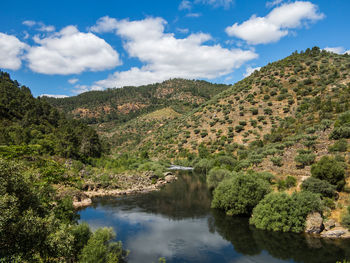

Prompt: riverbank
xmin=73 ymin=172 xmax=177 ymax=208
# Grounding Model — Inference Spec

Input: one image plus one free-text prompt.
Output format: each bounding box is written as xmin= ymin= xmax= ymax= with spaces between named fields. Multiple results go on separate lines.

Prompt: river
xmin=78 ymin=171 xmax=350 ymax=263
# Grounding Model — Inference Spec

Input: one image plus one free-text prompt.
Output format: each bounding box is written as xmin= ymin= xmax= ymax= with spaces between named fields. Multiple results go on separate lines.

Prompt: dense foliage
xmin=211 ymin=172 xmax=271 ymax=216
xmin=0 ymin=159 xmax=127 ymax=262
xmin=0 ymin=71 xmax=104 ymax=160
xmin=301 ymin=177 xmax=337 ymax=198
xmin=250 ymin=191 xmax=323 ymax=233
xmin=311 ymin=156 xmax=346 ymax=190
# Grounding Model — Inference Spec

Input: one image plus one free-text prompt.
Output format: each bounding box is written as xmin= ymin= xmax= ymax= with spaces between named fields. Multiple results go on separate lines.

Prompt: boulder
xmin=305 ymin=212 xmax=324 ymax=234
xmin=324 ymin=219 xmax=336 ymax=231
xmin=165 ymin=175 xmax=176 ymax=183
xmin=321 ymin=227 xmax=348 ymax=238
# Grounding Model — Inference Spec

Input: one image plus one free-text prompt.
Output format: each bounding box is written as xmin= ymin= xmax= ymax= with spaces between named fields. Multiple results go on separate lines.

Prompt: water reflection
xmin=79 ymin=172 xmax=350 ymax=263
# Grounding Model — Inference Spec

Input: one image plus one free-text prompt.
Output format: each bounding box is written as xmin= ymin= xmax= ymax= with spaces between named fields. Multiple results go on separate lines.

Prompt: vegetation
xmin=250 ymin=191 xmax=322 ymax=233
xmin=311 ymin=156 xmax=346 ymax=190
xmin=211 ymin=172 xmax=271 ymax=216
xmin=301 ymin=177 xmax=337 ymax=198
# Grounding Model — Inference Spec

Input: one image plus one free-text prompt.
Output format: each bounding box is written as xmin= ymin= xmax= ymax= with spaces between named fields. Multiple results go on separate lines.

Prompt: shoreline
xmin=73 ymin=173 xmax=177 ymax=209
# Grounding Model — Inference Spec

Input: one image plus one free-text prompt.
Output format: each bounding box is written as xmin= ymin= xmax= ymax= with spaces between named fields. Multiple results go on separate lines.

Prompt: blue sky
xmin=0 ymin=0 xmax=349 ymax=97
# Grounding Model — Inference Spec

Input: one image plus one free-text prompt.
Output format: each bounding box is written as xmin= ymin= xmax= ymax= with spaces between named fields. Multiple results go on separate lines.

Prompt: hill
xmin=0 ymin=71 xmax=104 ymax=160
xmin=44 ymin=78 xmax=230 ymax=124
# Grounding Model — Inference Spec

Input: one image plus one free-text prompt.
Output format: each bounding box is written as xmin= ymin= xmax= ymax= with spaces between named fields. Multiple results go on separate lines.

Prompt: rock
xmin=324 ymin=219 xmax=336 ymax=231
xmin=321 ymin=227 xmax=348 ymax=238
xmin=73 ymin=197 xmax=92 ymax=208
xmin=164 ymin=172 xmax=173 ymax=176
xmin=305 ymin=212 xmax=324 ymax=234
xmin=165 ymin=175 xmax=176 ymax=183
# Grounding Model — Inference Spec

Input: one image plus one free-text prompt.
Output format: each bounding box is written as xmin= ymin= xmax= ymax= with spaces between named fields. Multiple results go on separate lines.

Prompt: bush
xmin=285 ymin=176 xmax=297 ymax=188
xmin=78 ymin=227 xmax=126 ymax=263
xmin=311 ymin=156 xmax=345 ymax=190
xmin=270 ymin=156 xmax=283 ymax=167
xmin=250 ymin=191 xmax=322 ymax=233
xmin=207 ymin=167 xmax=232 ymax=190
xmin=294 ymin=153 xmax=316 ymax=168
xmin=301 ymin=177 xmax=337 ymax=198
xmin=329 ymin=139 xmax=348 ymax=152
xmin=193 ymin=158 xmax=214 ymax=174
xmin=211 ymin=173 xmax=271 ymax=216
xmin=341 ymin=206 xmax=350 ymax=230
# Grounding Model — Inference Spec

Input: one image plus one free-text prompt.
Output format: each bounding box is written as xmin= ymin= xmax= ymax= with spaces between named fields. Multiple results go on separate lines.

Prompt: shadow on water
xmin=80 ymin=171 xmax=350 ymax=263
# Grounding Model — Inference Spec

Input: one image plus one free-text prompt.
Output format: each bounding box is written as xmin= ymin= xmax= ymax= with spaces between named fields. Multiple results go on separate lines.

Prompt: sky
xmin=0 ymin=0 xmax=349 ymax=97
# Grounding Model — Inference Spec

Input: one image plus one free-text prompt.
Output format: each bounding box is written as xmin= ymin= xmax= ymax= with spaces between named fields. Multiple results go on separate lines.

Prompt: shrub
xmin=78 ymin=227 xmax=126 ymax=263
xmin=301 ymin=177 xmax=337 ymax=198
xmin=341 ymin=206 xmax=350 ymax=230
xmin=285 ymin=176 xmax=297 ymax=188
xmin=193 ymin=158 xmax=214 ymax=174
xmin=329 ymin=139 xmax=348 ymax=152
xmin=207 ymin=167 xmax=232 ymax=190
xmin=211 ymin=173 xmax=271 ymax=216
xmin=235 ymin=125 xmax=244 ymax=133
xmin=250 ymin=191 xmax=322 ymax=233
xmin=311 ymin=156 xmax=345 ymax=190
xmin=294 ymin=153 xmax=316 ymax=168
xmin=270 ymin=156 xmax=283 ymax=167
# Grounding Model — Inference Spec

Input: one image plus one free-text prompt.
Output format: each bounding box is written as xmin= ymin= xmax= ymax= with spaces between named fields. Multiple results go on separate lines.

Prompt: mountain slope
xmin=45 ymin=78 xmax=230 ymax=124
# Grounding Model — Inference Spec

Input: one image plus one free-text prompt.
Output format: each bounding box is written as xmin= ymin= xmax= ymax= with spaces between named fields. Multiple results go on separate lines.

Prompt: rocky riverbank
xmin=305 ymin=212 xmax=350 ymax=238
xmin=73 ymin=172 xmax=177 ymax=209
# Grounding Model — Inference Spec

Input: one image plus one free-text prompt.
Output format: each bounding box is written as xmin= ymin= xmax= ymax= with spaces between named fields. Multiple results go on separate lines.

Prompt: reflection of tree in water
xmin=210 ymin=209 xmax=261 ymax=256
xmin=212 ymin=209 xmax=350 ymax=263
xmin=96 ymin=171 xmax=212 ymax=220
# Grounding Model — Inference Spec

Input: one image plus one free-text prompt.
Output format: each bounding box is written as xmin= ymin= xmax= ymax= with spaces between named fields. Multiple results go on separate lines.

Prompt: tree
xmin=250 ymin=191 xmax=322 ymax=233
xmin=311 ymin=156 xmax=345 ymax=190
xmin=211 ymin=173 xmax=271 ymax=216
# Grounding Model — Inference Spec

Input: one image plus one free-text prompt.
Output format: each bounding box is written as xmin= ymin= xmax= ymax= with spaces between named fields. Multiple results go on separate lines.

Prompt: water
xmin=79 ymin=172 xmax=350 ymax=263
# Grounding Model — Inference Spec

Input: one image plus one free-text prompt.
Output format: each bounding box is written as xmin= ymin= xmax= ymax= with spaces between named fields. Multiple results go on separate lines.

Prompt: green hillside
xmin=45 ymin=78 xmax=230 ymax=124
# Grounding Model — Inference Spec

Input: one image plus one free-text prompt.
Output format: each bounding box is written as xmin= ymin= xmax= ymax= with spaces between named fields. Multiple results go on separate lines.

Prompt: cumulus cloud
xmin=0 ymin=33 xmax=27 ymax=70
xmin=23 ymin=20 xmax=36 ymax=27
xmin=226 ymin=1 xmax=324 ymax=44
xmin=72 ymin=84 xmax=103 ymax=94
xmin=323 ymin=46 xmax=350 ymax=55
xmin=26 ymin=25 xmax=121 ymax=74
xmin=68 ymin=78 xmax=79 ymax=84
xmin=176 ymin=28 xmax=190 ymax=34
xmin=243 ymin=66 xmax=261 ymax=77
xmin=91 ymin=17 xmax=257 ymax=89
xmin=89 ymin=16 xmax=119 ymax=33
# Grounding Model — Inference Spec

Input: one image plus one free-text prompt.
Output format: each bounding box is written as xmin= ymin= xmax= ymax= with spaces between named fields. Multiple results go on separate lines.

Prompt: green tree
xmin=211 ymin=173 xmax=271 ymax=216
xmin=311 ymin=156 xmax=345 ymax=190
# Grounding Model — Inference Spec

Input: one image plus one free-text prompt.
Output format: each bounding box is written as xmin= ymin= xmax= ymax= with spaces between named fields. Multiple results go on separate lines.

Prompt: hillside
xmin=45 ymin=78 xmax=230 ymax=124
xmin=0 ymin=71 xmax=103 ymax=159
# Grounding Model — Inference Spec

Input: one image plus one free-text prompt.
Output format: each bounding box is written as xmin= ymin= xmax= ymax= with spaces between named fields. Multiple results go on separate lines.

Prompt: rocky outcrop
xmin=320 ymin=227 xmax=350 ymax=238
xmin=324 ymin=219 xmax=336 ymax=231
xmin=305 ymin=212 xmax=324 ymax=234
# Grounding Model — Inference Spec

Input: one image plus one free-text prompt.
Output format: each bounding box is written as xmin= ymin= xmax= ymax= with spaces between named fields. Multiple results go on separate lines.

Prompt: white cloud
xmin=91 ymin=17 xmax=257 ymax=89
xmin=266 ymin=0 xmax=283 ymax=8
xmin=323 ymin=46 xmax=350 ymax=55
xmin=0 ymin=33 xmax=27 ymax=70
xmin=89 ymin=16 xmax=119 ymax=33
xmin=226 ymin=1 xmax=324 ymax=44
xmin=196 ymin=0 xmax=234 ymax=9
xmin=72 ymin=84 xmax=103 ymax=94
xmin=179 ymin=0 xmax=192 ymax=10
xmin=22 ymin=20 xmax=55 ymax=32
xmin=68 ymin=78 xmax=79 ymax=84
xmin=186 ymin=13 xmax=202 ymax=18
xmin=23 ymin=20 xmax=36 ymax=27
xmin=243 ymin=66 xmax=261 ymax=77
xmin=176 ymin=28 xmax=190 ymax=34
xmin=26 ymin=25 xmax=121 ymax=75
xmin=40 ymin=94 xmax=69 ymax=98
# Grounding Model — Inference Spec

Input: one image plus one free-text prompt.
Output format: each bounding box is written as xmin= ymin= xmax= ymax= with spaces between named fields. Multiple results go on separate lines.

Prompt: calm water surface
xmin=79 ymin=172 xmax=350 ymax=263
